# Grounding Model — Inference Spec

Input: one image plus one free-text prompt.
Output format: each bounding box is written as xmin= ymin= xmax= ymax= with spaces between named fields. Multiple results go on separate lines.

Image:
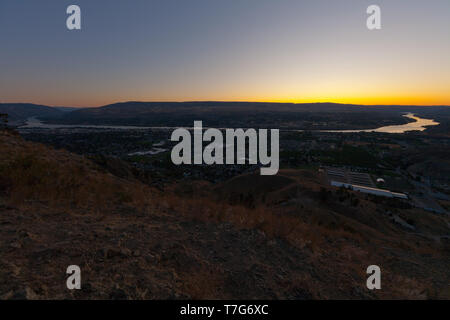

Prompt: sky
xmin=0 ymin=0 xmax=449 ymax=107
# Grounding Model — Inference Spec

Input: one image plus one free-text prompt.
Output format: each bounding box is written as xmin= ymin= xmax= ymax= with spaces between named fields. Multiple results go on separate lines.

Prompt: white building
xmin=331 ymin=181 xmax=408 ymax=199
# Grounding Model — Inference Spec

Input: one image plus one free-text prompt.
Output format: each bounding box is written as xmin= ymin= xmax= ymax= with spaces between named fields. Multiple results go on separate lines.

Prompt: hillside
xmin=2 ymin=101 xmax=449 ymax=131
xmin=43 ymin=101 xmax=450 ymax=130
xmin=0 ymin=130 xmax=449 ymax=299
xmin=0 ymin=104 xmax=63 ymax=123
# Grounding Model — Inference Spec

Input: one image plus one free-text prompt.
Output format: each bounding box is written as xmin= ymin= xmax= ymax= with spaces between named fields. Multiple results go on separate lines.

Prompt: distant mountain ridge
xmin=46 ymin=101 xmax=450 ymax=130
xmin=2 ymin=101 xmax=449 ymax=130
xmin=0 ymin=103 xmax=63 ymax=122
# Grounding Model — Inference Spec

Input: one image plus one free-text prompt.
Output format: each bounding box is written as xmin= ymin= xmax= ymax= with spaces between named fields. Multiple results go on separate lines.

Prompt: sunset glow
xmin=1 ymin=0 xmax=449 ymax=107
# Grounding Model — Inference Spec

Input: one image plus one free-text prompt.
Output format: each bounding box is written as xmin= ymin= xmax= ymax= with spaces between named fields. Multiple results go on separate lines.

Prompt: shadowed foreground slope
xmin=0 ymin=131 xmax=449 ymax=299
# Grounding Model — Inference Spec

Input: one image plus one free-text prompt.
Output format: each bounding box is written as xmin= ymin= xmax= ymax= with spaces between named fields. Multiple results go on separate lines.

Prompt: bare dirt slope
xmin=1 ymin=131 xmax=449 ymax=299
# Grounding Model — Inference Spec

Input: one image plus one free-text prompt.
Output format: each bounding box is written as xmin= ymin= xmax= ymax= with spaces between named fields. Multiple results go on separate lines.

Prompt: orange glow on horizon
xmin=11 ymin=96 xmax=449 ymax=108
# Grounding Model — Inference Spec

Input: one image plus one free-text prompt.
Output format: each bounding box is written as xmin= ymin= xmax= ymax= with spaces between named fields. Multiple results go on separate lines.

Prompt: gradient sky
xmin=1 ymin=0 xmax=449 ymax=107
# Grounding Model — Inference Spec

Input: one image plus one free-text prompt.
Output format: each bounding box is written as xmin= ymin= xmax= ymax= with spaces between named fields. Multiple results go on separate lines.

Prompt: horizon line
xmin=2 ymin=100 xmax=450 ymax=109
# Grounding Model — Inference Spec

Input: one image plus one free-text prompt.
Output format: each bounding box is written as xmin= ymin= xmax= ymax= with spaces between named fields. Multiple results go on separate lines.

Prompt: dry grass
xmin=0 ymin=131 xmax=159 ymax=214
xmin=1 ymin=131 xmax=447 ymax=299
xmin=157 ymin=193 xmax=371 ymax=256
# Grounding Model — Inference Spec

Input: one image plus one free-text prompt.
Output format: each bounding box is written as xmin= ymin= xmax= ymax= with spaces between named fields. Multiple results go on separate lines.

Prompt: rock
xmin=132 ymin=250 xmax=141 ymax=257
xmin=109 ymin=288 xmax=127 ymax=300
xmin=105 ymin=248 xmax=120 ymax=259
xmin=10 ymin=289 xmax=27 ymax=300
xmin=18 ymin=230 xmax=30 ymax=238
xmin=26 ymin=287 xmax=39 ymax=300
xmin=10 ymin=242 xmax=22 ymax=249
xmin=7 ymin=286 xmax=39 ymax=300
xmin=0 ymin=291 xmax=14 ymax=299
xmin=120 ymin=248 xmax=132 ymax=257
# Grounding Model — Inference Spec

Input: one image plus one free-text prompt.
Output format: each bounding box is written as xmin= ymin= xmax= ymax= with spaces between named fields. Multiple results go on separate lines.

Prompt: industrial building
xmin=331 ymin=180 xmax=408 ymax=199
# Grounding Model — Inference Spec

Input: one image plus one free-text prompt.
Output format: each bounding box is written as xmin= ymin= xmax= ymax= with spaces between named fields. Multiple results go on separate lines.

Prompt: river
xmin=20 ymin=113 xmax=439 ymax=134
xmin=321 ymin=113 xmax=439 ymax=133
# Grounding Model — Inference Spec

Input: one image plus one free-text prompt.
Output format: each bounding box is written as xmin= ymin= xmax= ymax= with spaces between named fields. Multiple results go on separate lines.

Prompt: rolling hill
xmin=45 ymin=102 xmax=450 ymax=130
xmin=1 ymin=128 xmax=449 ymax=299
xmin=0 ymin=104 xmax=63 ymax=122
xmin=3 ymin=101 xmax=450 ymax=130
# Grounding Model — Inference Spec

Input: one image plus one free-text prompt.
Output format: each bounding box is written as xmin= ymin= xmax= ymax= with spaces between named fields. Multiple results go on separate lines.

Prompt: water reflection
xmin=21 ymin=113 xmax=439 ymax=134
xmin=322 ymin=113 xmax=439 ymax=133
